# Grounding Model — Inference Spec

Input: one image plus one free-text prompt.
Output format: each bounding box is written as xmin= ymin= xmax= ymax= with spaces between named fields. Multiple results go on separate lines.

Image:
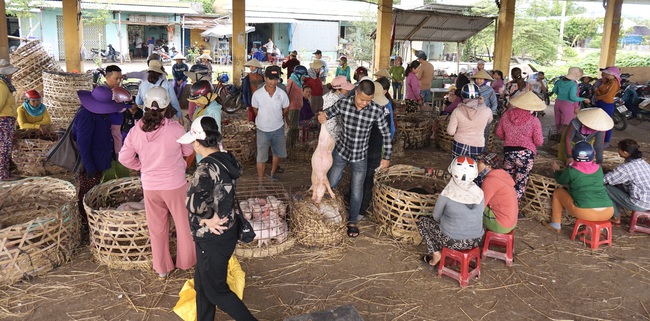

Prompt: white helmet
xmin=448 ymin=156 xmax=478 ymax=182
xmin=143 ymin=86 xmax=170 ymax=110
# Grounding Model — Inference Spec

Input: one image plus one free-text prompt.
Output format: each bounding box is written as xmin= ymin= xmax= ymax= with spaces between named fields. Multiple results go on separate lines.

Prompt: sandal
xmin=346 ymin=224 xmax=359 ymax=238
xmin=610 ymin=218 xmax=621 ymax=226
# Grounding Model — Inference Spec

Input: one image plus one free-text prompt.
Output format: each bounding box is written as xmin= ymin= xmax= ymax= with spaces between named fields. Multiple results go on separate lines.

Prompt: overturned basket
xmin=12 ymin=132 xmax=60 ymax=176
xmin=520 ymin=174 xmax=574 ymax=225
xmin=84 ymin=177 xmax=176 ymax=270
xmin=234 ymin=177 xmax=294 ymax=258
xmin=372 ymin=165 xmax=449 ymax=245
xmin=0 ymin=177 xmax=81 ymax=285
xmin=43 ymin=71 xmax=93 ymax=129
xmin=10 ymin=40 xmax=63 ymax=94
xmin=395 ymin=113 xmax=433 ymax=149
xmin=291 ymin=190 xmax=347 ymax=247
xmin=221 ymin=120 xmax=256 ymax=164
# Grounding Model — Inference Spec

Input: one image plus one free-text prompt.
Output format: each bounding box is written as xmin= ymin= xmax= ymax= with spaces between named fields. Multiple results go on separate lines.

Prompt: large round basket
xmin=11 ymin=132 xmax=59 ymax=176
xmin=0 ymin=177 xmax=80 ymax=285
xmin=290 ymin=190 xmax=347 ymax=247
xmin=396 ymin=113 xmax=433 ymax=149
xmin=84 ymin=177 xmax=175 ymax=270
xmin=9 ymin=40 xmax=63 ymax=93
xmin=372 ymin=165 xmax=449 ymax=245
xmin=520 ymin=174 xmax=574 ymax=225
xmin=43 ymin=71 xmax=93 ymax=129
xmin=221 ymin=120 xmax=256 ymax=164
xmin=434 ymin=115 xmax=496 ymax=152
xmin=234 ymin=177 xmax=295 ymax=258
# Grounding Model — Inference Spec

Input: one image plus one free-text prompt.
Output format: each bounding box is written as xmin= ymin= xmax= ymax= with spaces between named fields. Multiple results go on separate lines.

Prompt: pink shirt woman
xmin=405 ymin=60 xmax=421 ymax=103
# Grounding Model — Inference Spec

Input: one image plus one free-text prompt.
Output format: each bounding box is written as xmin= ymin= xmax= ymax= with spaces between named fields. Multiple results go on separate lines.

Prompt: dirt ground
xmin=2 ymin=105 xmax=650 ymax=321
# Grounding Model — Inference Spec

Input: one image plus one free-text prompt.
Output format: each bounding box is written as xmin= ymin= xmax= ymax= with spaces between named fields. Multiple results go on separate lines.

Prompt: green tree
xmin=6 ymin=0 xmax=43 ymax=19
xmin=561 ymin=17 xmax=601 ymax=47
xmin=351 ymin=10 xmax=376 ymax=65
xmin=182 ymin=0 xmax=213 ymax=14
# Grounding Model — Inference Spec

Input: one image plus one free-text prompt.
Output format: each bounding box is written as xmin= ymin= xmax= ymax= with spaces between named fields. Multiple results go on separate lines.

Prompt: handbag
xmin=46 ymin=113 xmax=84 ymax=173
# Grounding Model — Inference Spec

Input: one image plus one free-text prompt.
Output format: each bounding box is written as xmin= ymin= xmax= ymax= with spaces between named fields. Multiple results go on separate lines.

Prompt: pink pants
xmin=143 ymin=183 xmax=196 ymax=275
xmin=554 ymin=99 xmax=578 ymax=129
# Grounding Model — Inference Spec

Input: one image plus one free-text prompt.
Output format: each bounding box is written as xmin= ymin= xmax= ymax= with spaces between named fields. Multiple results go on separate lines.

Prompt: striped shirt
xmin=324 ymin=96 xmax=392 ymax=162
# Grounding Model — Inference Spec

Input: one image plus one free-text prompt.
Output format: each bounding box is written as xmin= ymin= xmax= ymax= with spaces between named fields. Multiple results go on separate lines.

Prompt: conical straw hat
xmin=576 ymin=108 xmax=614 ymax=131
xmin=470 ymin=69 xmax=494 ymax=81
xmin=509 ymin=91 xmax=547 ymax=111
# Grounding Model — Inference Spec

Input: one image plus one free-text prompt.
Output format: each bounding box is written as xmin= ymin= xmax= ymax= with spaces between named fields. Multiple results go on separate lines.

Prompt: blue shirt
xmin=135 ymin=77 xmax=182 ymax=118
xmin=73 ymin=107 xmax=114 ymax=175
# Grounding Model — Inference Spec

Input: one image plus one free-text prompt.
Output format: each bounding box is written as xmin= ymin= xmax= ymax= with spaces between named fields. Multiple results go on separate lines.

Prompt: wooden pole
xmin=492 ymin=0 xmax=516 ymax=75
xmin=599 ymin=0 xmax=623 ymax=68
xmin=232 ymin=0 xmax=245 ymax=87
xmin=373 ymin=0 xmax=393 ymax=72
xmin=0 ymin=0 xmax=9 ymax=60
xmin=62 ymin=0 xmax=82 ymax=72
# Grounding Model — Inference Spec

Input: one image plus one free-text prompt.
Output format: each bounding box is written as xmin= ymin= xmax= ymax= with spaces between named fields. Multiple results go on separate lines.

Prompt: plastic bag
xmin=173 ymin=256 xmax=245 ymax=321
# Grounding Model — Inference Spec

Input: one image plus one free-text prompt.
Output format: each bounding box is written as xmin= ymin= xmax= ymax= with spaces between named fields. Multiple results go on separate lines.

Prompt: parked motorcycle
xmin=636 ymin=99 xmax=650 ymax=121
xmin=612 ymin=98 xmax=631 ymax=131
xmin=90 ymin=45 xmax=121 ymax=63
xmin=214 ymin=72 xmax=245 ymax=114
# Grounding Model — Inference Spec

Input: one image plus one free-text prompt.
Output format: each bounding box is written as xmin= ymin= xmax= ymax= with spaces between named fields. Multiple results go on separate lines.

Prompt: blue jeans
xmin=420 ymin=89 xmax=431 ymax=103
xmin=597 ymin=100 xmax=615 ymax=143
xmin=605 ymin=184 xmax=648 ymax=218
xmin=392 ymin=82 xmax=403 ymax=100
xmin=327 ymin=150 xmax=368 ymax=224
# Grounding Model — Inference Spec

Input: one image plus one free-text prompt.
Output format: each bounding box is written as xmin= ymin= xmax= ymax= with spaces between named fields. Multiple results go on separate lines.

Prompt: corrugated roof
xmin=40 ymin=0 xmax=199 ymax=15
xmin=392 ymin=8 xmax=495 ymax=43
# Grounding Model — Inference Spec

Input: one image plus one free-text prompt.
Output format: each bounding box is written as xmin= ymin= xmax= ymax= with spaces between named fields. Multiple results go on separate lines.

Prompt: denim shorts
xmin=256 ymin=126 xmax=287 ymax=162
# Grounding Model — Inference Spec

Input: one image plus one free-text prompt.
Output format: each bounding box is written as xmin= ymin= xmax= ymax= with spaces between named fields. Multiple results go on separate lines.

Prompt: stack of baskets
xmin=395 ymin=113 xmax=433 ymax=149
xmin=42 ymin=71 xmax=93 ymax=130
xmin=9 ymin=40 xmax=63 ymax=104
xmin=290 ymin=190 xmax=347 ymax=247
xmin=0 ymin=177 xmax=81 ymax=285
xmin=12 ymin=131 xmax=60 ymax=176
xmin=84 ymin=177 xmax=175 ymax=270
xmin=520 ymin=174 xmax=575 ymax=225
xmin=221 ymin=120 xmax=256 ymax=164
xmin=372 ymin=165 xmax=449 ymax=244
xmin=434 ymin=115 xmax=497 ymax=152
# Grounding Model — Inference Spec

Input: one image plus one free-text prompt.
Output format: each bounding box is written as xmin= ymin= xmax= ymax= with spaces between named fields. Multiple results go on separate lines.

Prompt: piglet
xmin=310 ymin=125 xmax=336 ymax=204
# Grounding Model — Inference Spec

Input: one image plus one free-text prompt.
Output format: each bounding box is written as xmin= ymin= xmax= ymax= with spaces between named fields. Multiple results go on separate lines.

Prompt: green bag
xmin=101 ymin=160 xmax=131 ymax=183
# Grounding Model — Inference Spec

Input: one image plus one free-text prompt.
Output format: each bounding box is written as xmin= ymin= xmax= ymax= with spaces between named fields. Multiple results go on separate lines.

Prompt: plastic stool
xmin=629 ymin=211 xmax=650 ymax=235
xmin=438 ymin=247 xmax=480 ymax=287
xmin=570 ymin=219 xmax=612 ymax=250
xmin=481 ymin=230 xmax=514 ymax=266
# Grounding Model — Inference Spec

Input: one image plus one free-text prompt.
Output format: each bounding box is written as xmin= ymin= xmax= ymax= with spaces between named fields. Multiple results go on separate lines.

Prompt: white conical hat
xmin=509 ymin=91 xmax=547 ymax=111
xmin=576 ymin=108 xmax=614 ymax=131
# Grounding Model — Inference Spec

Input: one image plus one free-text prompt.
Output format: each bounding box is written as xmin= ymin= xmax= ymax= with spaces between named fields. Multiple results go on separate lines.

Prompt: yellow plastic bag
xmin=173 ymin=256 xmax=246 ymax=321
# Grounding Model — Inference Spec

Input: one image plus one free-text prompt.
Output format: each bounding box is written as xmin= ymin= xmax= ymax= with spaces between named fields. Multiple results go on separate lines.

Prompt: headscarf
xmin=23 ymin=101 xmax=46 ymax=117
xmin=440 ymin=175 xmax=484 ymax=205
xmin=0 ymin=75 xmax=15 ymax=93
xmin=308 ymin=68 xmax=319 ymax=79
xmin=289 ymin=72 xmax=303 ymax=88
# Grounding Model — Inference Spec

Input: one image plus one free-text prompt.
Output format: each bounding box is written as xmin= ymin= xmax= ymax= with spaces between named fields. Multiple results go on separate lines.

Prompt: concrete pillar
xmin=373 ymin=0 xmax=393 ymax=71
xmin=0 ymin=0 xmax=9 ymax=60
xmin=599 ymin=0 xmax=623 ymax=68
xmin=492 ymin=0 xmax=515 ymax=75
xmin=62 ymin=0 xmax=82 ymax=72
xmin=232 ymin=0 xmax=245 ymax=87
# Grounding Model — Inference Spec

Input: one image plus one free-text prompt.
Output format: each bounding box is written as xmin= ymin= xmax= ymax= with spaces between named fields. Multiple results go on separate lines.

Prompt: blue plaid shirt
xmin=324 ymin=96 xmax=392 ymax=162
xmin=604 ymin=158 xmax=650 ymax=209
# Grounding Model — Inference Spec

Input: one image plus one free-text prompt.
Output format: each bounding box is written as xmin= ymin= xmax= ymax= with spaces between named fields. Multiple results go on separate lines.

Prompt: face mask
xmin=338 ymin=93 xmax=346 ymax=99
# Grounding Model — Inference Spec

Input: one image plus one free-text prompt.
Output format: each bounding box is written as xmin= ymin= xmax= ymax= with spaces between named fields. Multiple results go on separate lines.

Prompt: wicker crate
xmin=221 ymin=120 xmax=256 ymax=164
xmin=42 ymin=71 xmax=93 ymax=130
xmin=11 ymin=135 xmax=58 ymax=176
xmin=372 ymin=165 xmax=449 ymax=245
xmin=395 ymin=113 xmax=433 ymax=150
xmin=10 ymin=40 xmax=63 ymax=94
xmin=0 ymin=177 xmax=81 ymax=285
xmin=520 ymin=174 xmax=575 ymax=225
xmin=290 ymin=190 xmax=347 ymax=247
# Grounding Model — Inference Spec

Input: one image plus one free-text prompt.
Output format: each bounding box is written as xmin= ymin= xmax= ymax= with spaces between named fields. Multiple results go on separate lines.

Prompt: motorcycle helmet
xmin=293 ymin=65 xmax=308 ymax=77
xmin=111 ymin=87 xmax=132 ymax=105
xmin=189 ymin=80 xmax=213 ymax=100
xmin=354 ymin=66 xmax=368 ymax=81
xmin=218 ymin=73 xmax=229 ymax=83
xmin=572 ymin=141 xmax=595 ymax=162
xmin=461 ymin=83 xmax=480 ymax=99
xmin=448 ymin=156 xmax=478 ymax=182
xmin=25 ymin=89 xmax=42 ymax=101
xmin=143 ymin=86 xmax=170 ymax=110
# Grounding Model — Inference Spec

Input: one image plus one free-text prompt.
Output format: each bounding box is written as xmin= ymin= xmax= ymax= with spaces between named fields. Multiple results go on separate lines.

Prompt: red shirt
xmin=303 ymin=77 xmax=323 ymax=96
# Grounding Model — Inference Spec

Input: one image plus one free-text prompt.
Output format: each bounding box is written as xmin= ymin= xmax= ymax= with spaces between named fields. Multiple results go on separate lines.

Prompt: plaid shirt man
xmin=324 ymin=95 xmax=392 ymax=162
xmin=604 ymin=158 xmax=650 ymax=209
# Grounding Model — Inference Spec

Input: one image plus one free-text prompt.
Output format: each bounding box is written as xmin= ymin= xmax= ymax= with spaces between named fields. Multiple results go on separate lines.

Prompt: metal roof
xmin=39 ymin=0 xmax=199 ymax=15
xmin=391 ymin=7 xmax=495 ymax=43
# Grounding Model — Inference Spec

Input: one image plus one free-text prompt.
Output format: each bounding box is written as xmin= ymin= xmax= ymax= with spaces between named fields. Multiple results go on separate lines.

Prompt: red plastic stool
xmin=481 ymin=230 xmax=514 ymax=266
xmin=437 ymin=247 xmax=481 ymax=287
xmin=570 ymin=219 xmax=612 ymax=249
xmin=629 ymin=211 xmax=650 ymax=235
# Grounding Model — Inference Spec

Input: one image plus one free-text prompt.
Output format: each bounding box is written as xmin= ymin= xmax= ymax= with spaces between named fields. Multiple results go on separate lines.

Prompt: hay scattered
xmin=290 ymin=190 xmax=347 ymax=247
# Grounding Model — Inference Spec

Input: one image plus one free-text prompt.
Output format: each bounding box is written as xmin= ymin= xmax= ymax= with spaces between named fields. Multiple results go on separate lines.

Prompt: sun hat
xmin=372 ymin=81 xmax=388 ymax=106
xmin=600 ymin=66 xmax=621 ymax=84
xmin=198 ymin=53 xmax=213 ymax=61
xmin=264 ymin=65 xmax=282 ymax=79
xmin=565 ymin=67 xmax=584 ymax=81
xmin=310 ymin=59 xmax=323 ymax=70
xmin=448 ymin=85 xmax=457 ymax=92
xmin=576 ymin=108 xmax=614 ymax=131
xmin=374 ymin=69 xmax=391 ymax=79
xmin=470 ymin=69 xmax=494 ymax=81
xmin=147 ymin=60 xmax=165 ymax=75
xmin=474 ymin=152 xmax=500 ymax=168
xmin=331 ymin=76 xmax=355 ymax=91
xmin=0 ymin=59 xmax=18 ymax=75
xmin=509 ymin=91 xmax=547 ymax=111
xmin=177 ymin=115 xmax=212 ymax=144
xmin=172 ymin=53 xmax=186 ymax=60
xmin=77 ymin=86 xmax=127 ymax=114
xmin=184 ymin=64 xmax=210 ymax=81
xmin=244 ymin=58 xmax=263 ymax=68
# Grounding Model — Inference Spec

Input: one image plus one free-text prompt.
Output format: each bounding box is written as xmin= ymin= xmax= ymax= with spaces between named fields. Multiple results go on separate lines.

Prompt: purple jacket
xmin=73 ymin=107 xmax=114 ymax=176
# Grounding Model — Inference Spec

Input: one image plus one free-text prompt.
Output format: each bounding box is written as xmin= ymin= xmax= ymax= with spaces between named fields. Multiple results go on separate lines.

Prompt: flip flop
xmin=347 ymin=224 xmax=359 ymax=238
xmin=421 ymin=255 xmax=437 ymax=271
xmin=610 ymin=218 xmax=621 ymax=226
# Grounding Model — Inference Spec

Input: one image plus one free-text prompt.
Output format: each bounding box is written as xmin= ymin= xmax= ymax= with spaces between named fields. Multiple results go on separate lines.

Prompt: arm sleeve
xmin=496 ymin=117 xmax=505 ymax=139
xmin=554 ymin=168 xmax=572 ymax=185
xmin=446 ymin=112 xmax=458 ymax=136
xmin=242 ymin=77 xmax=252 ymax=107
xmin=111 ymin=124 xmax=122 ymax=154
xmin=324 ymin=100 xmax=340 ymax=119
xmin=562 ymin=123 xmax=577 ymax=159
xmin=603 ymin=165 xmax=630 ymax=186
xmin=118 ymin=131 xmax=141 ymax=171
xmin=17 ymin=108 xmax=38 ymax=129
xmin=481 ymin=180 xmax=496 ymax=207
xmin=387 ymin=103 xmax=396 ymax=139
xmin=568 ymin=83 xmax=584 ymax=102
xmin=39 ymin=109 xmax=51 ymax=126
xmin=532 ymin=119 xmax=544 ymax=147
xmin=489 ymin=91 xmax=497 ymax=111
xmin=432 ymin=196 xmax=446 ymax=221
xmin=165 ymin=82 xmax=182 ymax=118
xmin=135 ymin=84 xmax=145 ymax=106
xmin=186 ymin=164 xmax=217 ymax=219
xmin=251 ymin=90 xmax=260 ymax=109
xmin=594 ymin=131 xmax=605 ymax=164
xmin=377 ymin=112 xmax=392 ymax=160
xmin=75 ymin=111 xmax=97 ymax=175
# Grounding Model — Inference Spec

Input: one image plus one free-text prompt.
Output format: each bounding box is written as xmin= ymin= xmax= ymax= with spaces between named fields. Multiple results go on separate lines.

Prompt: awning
xmin=246 ymin=17 xmax=302 ymax=24
xmin=40 ymin=1 xmax=199 ymax=15
xmin=389 ymin=7 xmax=495 ymax=43
xmin=201 ymin=25 xmax=256 ymax=38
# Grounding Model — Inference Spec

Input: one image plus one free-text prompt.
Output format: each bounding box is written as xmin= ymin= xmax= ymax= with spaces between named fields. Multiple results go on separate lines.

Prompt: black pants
xmin=195 ymin=228 xmax=257 ymax=321
xmin=360 ymin=134 xmax=383 ymax=215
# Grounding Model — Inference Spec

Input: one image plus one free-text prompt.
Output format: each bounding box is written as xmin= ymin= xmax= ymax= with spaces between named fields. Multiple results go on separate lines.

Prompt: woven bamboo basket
xmin=84 ymin=177 xmax=176 ymax=270
xmin=434 ymin=115 xmax=496 ymax=153
xmin=11 ymin=132 xmax=59 ymax=176
xmin=290 ymin=190 xmax=347 ymax=247
xmin=0 ymin=177 xmax=81 ymax=285
xmin=520 ymin=174 xmax=575 ymax=225
xmin=10 ymin=40 xmax=63 ymax=94
xmin=221 ymin=120 xmax=256 ymax=164
xmin=234 ymin=177 xmax=294 ymax=258
xmin=601 ymin=150 xmax=625 ymax=171
xmin=372 ymin=165 xmax=450 ymax=245
xmin=42 ymin=71 xmax=93 ymax=130
xmin=395 ymin=113 xmax=433 ymax=149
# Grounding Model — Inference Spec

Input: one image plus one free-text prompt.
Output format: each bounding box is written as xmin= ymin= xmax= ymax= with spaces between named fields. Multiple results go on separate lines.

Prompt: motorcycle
xmin=214 ymin=72 xmax=245 ymax=114
xmin=637 ymin=99 xmax=650 ymax=121
xmin=90 ymin=45 xmax=121 ymax=63
xmin=612 ymin=98 xmax=631 ymax=131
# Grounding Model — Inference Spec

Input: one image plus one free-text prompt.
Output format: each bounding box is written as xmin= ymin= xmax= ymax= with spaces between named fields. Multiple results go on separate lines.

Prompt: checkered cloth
xmin=604 ymin=158 xmax=650 ymax=209
xmin=452 ymin=140 xmax=484 ymax=159
xmin=324 ymin=96 xmax=392 ymax=162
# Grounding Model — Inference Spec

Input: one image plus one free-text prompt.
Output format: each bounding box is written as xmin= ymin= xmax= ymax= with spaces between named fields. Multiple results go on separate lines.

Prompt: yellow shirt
xmin=0 ymin=81 xmax=17 ymax=117
xmin=16 ymin=105 xmax=51 ymax=129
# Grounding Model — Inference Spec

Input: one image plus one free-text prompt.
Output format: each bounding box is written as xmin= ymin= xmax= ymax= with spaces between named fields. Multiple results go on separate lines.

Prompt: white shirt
xmin=252 ymin=85 xmax=289 ymax=132
xmin=265 ymin=41 xmax=274 ymax=53
xmin=135 ymin=36 xmax=143 ymax=48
